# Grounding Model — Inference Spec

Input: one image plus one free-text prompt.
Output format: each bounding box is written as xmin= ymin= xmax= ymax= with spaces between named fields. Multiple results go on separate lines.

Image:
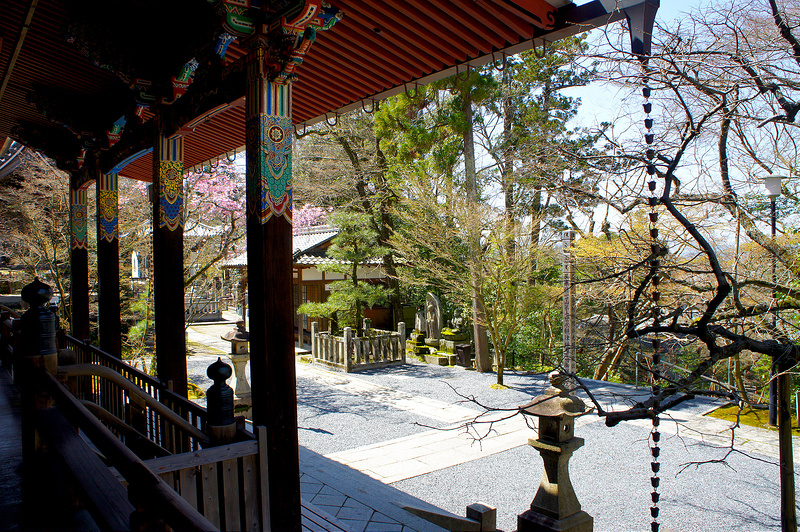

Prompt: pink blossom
xmin=293 ymin=204 xmax=329 ymax=234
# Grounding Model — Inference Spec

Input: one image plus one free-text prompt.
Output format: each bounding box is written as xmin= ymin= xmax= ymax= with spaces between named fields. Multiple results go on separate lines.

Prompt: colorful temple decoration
xmin=261 ymin=83 xmax=293 ymax=223
xmin=215 ymin=33 xmax=237 ymax=57
xmin=107 ymin=116 xmax=126 ymax=147
xmin=246 ymin=47 xmax=293 ymax=225
xmin=76 ymin=148 xmax=87 ymax=170
xmin=70 ymin=187 xmax=89 ymax=250
xmin=168 ymin=58 xmax=200 ymax=104
xmin=158 ymin=135 xmax=185 ymax=231
xmin=273 ymin=1 xmax=343 ymax=84
xmin=218 ymin=3 xmax=257 ymax=37
xmin=97 ymin=173 xmax=119 ymax=243
xmin=240 ymin=1 xmax=342 ymax=224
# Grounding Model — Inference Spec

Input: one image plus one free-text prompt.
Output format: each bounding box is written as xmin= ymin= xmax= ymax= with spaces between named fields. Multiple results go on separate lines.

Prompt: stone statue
xmin=449 ymin=307 xmax=465 ymax=333
xmin=425 ymin=292 xmax=443 ymax=340
xmin=414 ymin=309 xmax=426 ymax=333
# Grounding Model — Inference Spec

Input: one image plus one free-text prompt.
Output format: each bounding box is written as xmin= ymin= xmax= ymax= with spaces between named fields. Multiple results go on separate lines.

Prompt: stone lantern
xmin=517 ymin=371 xmax=593 ymax=532
xmin=220 ymin=320 xmax=251 ymax=417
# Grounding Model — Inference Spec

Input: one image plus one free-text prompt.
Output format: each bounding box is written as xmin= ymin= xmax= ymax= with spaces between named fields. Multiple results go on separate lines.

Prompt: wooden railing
xmin=123 ymin=428 xmax=268 ymax=532
xmin=186 ymin=297 xmax=222 ymax=322
xmin=312 ymin=322 xmax=406 ymax=372
xmin=32 ymin=366 xmax=219 ymax=532
xmin=59 ymin=333 xmax=208 ymax=454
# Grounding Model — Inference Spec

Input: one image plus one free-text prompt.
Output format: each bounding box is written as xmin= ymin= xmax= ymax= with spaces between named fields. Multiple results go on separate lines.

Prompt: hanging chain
xmin=643 ymin=74 xmax=662 ymax=532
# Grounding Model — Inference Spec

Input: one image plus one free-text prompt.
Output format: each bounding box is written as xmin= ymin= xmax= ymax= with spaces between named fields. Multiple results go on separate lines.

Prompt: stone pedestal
xmin=229 ymin=353 xmax=252 ymax=418
xmin=517 ymin=437 xmax=593 ymax=532
xmin=518 ymin=372 xmax=593 ymax=532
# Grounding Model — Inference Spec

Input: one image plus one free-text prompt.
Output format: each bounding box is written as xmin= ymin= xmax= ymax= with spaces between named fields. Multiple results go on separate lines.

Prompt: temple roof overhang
xmin=0 ymin=0 xmax=656 ymax=185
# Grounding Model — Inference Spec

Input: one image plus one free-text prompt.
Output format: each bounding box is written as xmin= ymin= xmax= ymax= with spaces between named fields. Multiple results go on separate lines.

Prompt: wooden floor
xmin=0 ymin=362 xmax=22 ymax=532
xmin=302 ymin=499 xmax=351 ymax=531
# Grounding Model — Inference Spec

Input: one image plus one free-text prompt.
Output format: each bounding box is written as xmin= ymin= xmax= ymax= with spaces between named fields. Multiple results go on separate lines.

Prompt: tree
xmin=392 ymin=165 xmax=561 ymax=385
xmin=569 ymin=0 xmax=800 ymax=428
xmin=295 ymin=110 xmax=406 ymax=326
xmin=0 ymin=151 xmax=74 ymax=325
xmin=297 ymin=210 xmax=390 ymax=337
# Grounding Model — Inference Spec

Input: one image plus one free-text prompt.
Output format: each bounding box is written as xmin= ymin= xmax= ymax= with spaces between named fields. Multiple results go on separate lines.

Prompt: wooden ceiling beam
xmin=338 ymin=1 xmax=448 ymax=69
xmin=455 ymin=1 xmax=522 ymax=45
xmin=0 ymin=0 xmax=39 ymax=106
xmin=321 ymin=38 xmax=405 ymax=85
xmin=378 ymin=0 xmax=479 ymax=59
xmin=324 ymin=29 xmax=426 ymax=78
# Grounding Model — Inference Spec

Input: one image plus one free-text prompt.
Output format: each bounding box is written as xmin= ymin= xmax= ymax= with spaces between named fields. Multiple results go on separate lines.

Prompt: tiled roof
xmin=221 ymin=225 xmax=338 ymax=268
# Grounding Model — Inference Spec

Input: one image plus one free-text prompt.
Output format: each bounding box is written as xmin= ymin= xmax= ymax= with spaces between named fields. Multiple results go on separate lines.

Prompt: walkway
xmin=0 ymin=360 xmax=21 ymax=532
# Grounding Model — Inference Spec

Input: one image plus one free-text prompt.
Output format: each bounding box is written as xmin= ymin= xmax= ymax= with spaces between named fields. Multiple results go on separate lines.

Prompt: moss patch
xmin=705 ymin=403 xmax=800 ymax=434
xmin=490 ymin=383 xmax=510 ymax=390
xmin=187 ymin=382 xmax=206 ymax=400
xmin=187 ymin=340 xmax=226 ymax=356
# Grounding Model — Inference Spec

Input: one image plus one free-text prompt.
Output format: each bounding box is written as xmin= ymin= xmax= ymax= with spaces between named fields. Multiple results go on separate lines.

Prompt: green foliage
xmin=299 ymin=210 xmax=390 ymax=336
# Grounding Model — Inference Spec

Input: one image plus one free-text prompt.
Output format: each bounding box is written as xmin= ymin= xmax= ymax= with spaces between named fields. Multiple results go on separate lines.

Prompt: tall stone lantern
xmin=518 ymin=371 xmax=593 ymax=532
xmin=220 ymin=320 xmax=251 ymax=418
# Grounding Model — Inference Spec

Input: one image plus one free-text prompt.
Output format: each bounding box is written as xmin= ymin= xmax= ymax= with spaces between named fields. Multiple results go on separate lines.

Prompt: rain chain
xmin=643 ymin=78 xmax=662 ymax=532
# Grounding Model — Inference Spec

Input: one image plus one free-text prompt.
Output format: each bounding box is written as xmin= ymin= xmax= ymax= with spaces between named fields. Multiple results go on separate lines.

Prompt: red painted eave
xmin=0 ymin=0 xmax=643 ymax=182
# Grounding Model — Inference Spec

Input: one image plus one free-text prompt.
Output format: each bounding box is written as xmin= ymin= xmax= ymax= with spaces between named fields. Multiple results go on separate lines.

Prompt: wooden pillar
xmin=152 ymin=132 xmax=187 ymax=396
xmin=296 ymin=266 xmax=303 ymax=346
xmin=69 ymin=180 xmax=90 ymax=341
xmin=244 ymin=39 xmax=301 ymax=531
xmin=96 ymin=172 xmax=121 ymax=358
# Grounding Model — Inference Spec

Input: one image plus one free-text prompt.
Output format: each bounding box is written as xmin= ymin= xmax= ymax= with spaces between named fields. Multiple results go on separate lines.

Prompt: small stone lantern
xmin=220 ymin=321 xmax=251 ymax=418
xmin=517 ymin=372 xmax=593 ymax=532
xmin=221 ymin=320 xmax=249 ymax=354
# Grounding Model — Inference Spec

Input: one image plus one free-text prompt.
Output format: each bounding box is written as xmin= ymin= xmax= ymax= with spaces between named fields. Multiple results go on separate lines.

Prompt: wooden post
xmin=399 ymin=321 xmax=406 ymax=363
xmin=778 ymin=359 xmax=797 ymax=531
xmin=96 ymin=172 xmax=121 ymax=359
xmin=18 ymin=279 xmax=58 ymax=523
xmin=343 ymin=327 xmax=353 ymax=373
xmin=561 ymin=230 xmax=576 ymax=384
xmin=311 ymin=321 xmax=319 ymax=360
xmin=152 ymin=130 xmax=188 ymax=396
xmin=296 ymin=267 xmax=303 ymax=346
xmin=243 ymin=37 xmax=301 ymax=531
xmin=69 ymin=180 xmax=90 ymax=341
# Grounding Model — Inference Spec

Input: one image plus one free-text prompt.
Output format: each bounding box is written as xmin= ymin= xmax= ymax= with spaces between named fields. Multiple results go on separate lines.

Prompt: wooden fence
xmin=185 ymin=297 xmax=223 ymax=322
xmin=312 ymin=322 xmax=406 ymax=372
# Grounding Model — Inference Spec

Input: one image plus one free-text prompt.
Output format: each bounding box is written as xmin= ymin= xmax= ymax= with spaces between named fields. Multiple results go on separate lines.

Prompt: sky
xmin=556 ymin=0 xmax=786 ymax=245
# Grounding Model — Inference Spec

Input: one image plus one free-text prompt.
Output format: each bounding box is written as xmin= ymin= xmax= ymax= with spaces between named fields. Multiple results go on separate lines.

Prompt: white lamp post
xmin=763 ymin=174 xmax=796 ymax=532
xmin=763 ymin=175 xmax=782 ymax=426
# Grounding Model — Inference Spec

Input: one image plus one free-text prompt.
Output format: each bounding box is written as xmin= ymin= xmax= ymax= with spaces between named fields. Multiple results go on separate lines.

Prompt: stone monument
xmin=449 ymin=307 xmax=465 ymax=333
xmin=425 ymin=292 xmax=443 ymax=340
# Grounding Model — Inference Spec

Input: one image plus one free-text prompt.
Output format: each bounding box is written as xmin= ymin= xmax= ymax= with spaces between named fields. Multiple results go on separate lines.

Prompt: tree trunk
xmin=462 ymin=90 xmax=491 ymax=373
xmin=502 ymin=67 xmax=516 ymax=259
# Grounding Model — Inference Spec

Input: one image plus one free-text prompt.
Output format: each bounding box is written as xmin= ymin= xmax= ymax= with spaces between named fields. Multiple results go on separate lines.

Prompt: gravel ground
xmin=186 ymin=352 xmax=785 ymax=532
xmin=300 ymin=361 xmax=781 ymax=532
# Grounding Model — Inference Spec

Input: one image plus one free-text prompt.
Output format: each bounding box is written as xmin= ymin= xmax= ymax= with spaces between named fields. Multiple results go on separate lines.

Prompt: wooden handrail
xmin=59 ymin=333 xmax=207 ymax=420
xmin=36 ymin=407 xmax=135 ymax=531
xmin=80 ymin=400 xmax=172 ymax=458
xmin=61 ymin=364 xmax=210 ymax=445
xmin=38 ymin=368 xmax=219 ymax=532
